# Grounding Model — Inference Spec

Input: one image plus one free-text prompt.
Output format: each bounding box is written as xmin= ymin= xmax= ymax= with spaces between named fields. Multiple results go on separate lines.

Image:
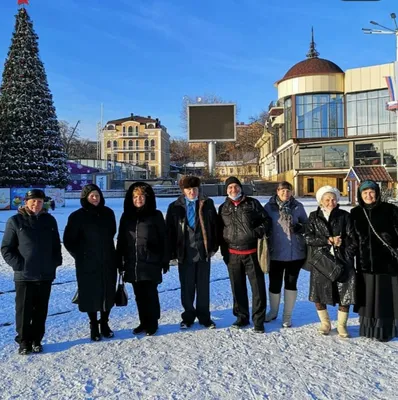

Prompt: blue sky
xmin=0 ymin=0 xmax=396 ymax=139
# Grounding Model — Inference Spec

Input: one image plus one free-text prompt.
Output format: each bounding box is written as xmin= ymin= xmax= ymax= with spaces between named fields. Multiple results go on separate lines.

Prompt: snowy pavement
xmin=0 ymin=197 xmax=397 ymax=400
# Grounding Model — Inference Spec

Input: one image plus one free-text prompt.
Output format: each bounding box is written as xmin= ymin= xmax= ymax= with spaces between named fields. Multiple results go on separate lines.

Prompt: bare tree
xmin=170 ymin=138 xmax=190 ymax=164
xmin=59 ymin=120 xmax=80 ymax=157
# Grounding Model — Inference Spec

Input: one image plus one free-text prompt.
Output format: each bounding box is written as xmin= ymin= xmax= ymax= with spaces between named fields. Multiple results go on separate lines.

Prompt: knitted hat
xmin=316 ymin=185 xmax=340 ymax=204
xmin=225 ymin=176 xmax=242 ymax=189
xmin=179 ymin=175 xmax=201 ymax=190
xmin=359 ymin=180 xmax=378 ymax=193
xmin=25 ymin=189 xmax=45 ymax=200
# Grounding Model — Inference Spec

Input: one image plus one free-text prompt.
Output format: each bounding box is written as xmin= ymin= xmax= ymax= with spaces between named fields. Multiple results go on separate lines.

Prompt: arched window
xmin=123 ymin=126 xmax=126 ymax=134
xmin=107 ymin=140 xmax=111 ymax=148
xmin=128 ymin=126 xmax=133 ymax=134
xmin=107 ymin=125 xmax=114 ymax=130
xmin=150 ymin=139 xmax=155 ymax=148
xmin=144 ymin=140 xmax=149 ymax=150
xmin=147 ymin=123 xmax=155 ymax=129
xmin=135 ymin=126 xmax=139 ymax=133
xmin=113 ymin=140 xmax=117 ymax=149
xmin=136 ymin=140 xmax=139 ymax=150
xmin=128 ymin=140 xmax=133 ymax=150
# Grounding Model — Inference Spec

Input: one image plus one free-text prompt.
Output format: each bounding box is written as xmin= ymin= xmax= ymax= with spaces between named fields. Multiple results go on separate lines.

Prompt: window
xmin=136 ymin=140 xmax=139 ymax=150
xmin=300 ymin=147 xmax=323 ymax=169
xmin=383 ymin=141 xmax=397 ymax=166
xmin=128 ymin=140 xmax=133 ymax=150
xmin=144 ymin=140 xmax=149 ymax=150
xmin=150 ymin=139 xmax=155 ymax=148
xmin=135 ymin=153 xmax=139 ymax=161
xmin=123 ymin=141 xmax=126 ymax=150
xmin=347 ymin=89 xmax=395 ymax=136
xmin=296 ymin=94 xmax=344 ymax=138
xmin=113 ymin=154 xmax=117 ymax=161
xmin=124 ymin=153 xmax=128 ymax=161
xmin=151 ymin=152 xmax=156 ymax=161
xmin=107 ymin=154 xmax=111 ymax=161
xmin=107 ymin=125 xmax=114 ymax=130
xmin=354 ymin=142 xmax=381 ymax=165
xmin=128 ymin=126 xmax=133 ymax=134
xmin=324 ymin=145 xmax=348 ymax=168
xmin=307 ymin=178 xmax=314 ymax=193
xmin=148 ymin=123 xmax=155 ymax=129
xmin=123 ymin=126 xmax=126 ymax=135
xmin=106 ymin=140 xmax=111 ymax=148
xmin=229 ymin=168 xmax=233 ymax=173
xmin=299 ymin=145 xmax=348 ymax=168
xmin=129 ymin=153 xmax=134 ymax=161
xmin=284 ymin=98 xmax=292 ymax=142
xmin=150 ymin=166 xmax=156 ymax=177
xmin=145 ymin=153 xmax=149 ymax=161
xmin=113 ymin=140 xmax=117 ymax=149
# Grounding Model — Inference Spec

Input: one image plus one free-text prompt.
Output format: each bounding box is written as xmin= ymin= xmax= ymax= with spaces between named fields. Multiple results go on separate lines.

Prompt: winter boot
xmin=337 ymin=311 xmax=350 ymax=338
xmin=100 ymin=314 xmax=114 ymax=339
xmin=90 ymin=321 xmax=101 ymax=341
xmin=282 ymin=289 xmax=297 ymax=328
xmin=265 ymin=292 xmax=281 ymax=322
xmin=316 ymin=309 xmax=331 ymax=335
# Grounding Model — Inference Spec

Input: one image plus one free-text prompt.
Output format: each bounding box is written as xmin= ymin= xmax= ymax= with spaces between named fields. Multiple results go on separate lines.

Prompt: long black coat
xmin=305 ymin=207 xmax=356 ymax=306
xmin=1 ymin=207 xmax=62 ymax=282
xmin=117 ymin=182 xmax=168 ymax=284
xmin=166 ymin=195 xmax=218 ymax=264
xmin=63 ymin=187 xmax=117 ymax=313
xmin=351 ymin=192 xmax=398 ymax=276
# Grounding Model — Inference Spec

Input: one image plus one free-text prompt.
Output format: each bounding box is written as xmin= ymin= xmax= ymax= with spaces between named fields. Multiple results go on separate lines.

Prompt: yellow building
xmin=216 ymin=159 xmax=259 ymax=182
xmin=256 ymin=34 xmax=397 ymax=197
xmin=101 ymin=113 xmax=170 ymax=178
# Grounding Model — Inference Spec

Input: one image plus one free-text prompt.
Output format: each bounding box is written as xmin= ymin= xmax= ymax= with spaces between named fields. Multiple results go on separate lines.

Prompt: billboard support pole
xmin=208 ymin=141 xmax=216 ymax=176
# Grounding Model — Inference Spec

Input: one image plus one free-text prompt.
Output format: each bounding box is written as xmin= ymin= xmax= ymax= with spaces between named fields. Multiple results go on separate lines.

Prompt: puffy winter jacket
xmin=218 ymin=196 xmax=271 ymax=260
xmin=1 ymin=207 xmax=62 ymax=282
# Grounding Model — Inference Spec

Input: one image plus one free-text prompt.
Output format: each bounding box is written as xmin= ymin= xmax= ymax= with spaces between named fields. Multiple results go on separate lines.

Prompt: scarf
xmin=275 ymin=195 xmax=293 ymax=222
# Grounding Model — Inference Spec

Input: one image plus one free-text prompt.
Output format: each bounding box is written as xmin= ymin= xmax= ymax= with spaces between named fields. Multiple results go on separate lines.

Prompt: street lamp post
xmin=363 ymin=13 xmax=398 ymax=189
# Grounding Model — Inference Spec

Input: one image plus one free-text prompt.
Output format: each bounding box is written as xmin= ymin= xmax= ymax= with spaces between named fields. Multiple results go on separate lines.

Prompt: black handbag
xmin=71 ymin=289 xmax=79 ymax=304
xmin=115 ymin=274 xmax=128 ymax=307
xmin=310 ymin=248 xmax=346 ymax=283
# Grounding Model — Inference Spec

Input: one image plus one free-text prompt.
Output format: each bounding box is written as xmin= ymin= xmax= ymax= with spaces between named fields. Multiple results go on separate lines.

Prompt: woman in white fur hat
xmin=304 ymin=186 xmax=357 ymax=337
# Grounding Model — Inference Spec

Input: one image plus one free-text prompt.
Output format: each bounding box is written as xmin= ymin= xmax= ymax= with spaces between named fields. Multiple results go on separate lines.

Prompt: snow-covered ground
xmin=0 ymin=196 xmax=397 ymax=400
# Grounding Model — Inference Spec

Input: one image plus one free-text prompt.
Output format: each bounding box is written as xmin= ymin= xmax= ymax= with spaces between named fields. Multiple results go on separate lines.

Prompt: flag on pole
xmin=385 ymin=76 xmax=398 ymax=111
xmin=17 ymin=0 xmax=29 ymax=5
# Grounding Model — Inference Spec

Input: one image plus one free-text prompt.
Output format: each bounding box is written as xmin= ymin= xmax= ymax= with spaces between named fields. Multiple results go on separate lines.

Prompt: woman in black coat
xmin=64 ymin=184 xmax=117 ymax=341
xmin=305 ymin=186 xmax=356 ymax=338
xmin=116 ymin=182 xmax=169 ymax=336
xmin=351 ymin=180 xmax=398 ymax=342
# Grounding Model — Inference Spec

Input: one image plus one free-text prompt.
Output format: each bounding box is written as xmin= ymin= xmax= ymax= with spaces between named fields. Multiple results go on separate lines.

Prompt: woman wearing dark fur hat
xmin=64 ymin=184 xmax=117 ymax=341
xmin=117 ymin=182 xmax=169 ymax=336
xmin=351 ymin=180 xmax=398 ymax=342
xmin=166 ymin=175 xmax=218 ymax=329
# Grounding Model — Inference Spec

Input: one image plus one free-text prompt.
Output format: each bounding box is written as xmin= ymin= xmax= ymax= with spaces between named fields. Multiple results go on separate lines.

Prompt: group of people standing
xmin=1 ymin=176 xmax=398 ymax=355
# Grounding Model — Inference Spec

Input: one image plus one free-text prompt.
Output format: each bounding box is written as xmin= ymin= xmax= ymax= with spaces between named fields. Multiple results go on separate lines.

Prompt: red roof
xmin=351 ymin=166 xmax=393 ymax=182
xmin=278 ymin=57 xmax=343 ymax=83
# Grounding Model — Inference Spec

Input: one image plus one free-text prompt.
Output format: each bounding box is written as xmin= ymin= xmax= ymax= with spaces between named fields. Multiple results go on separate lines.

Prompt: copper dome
xmin=281 ymin=57 xmax=343 ymax=82
xmin=278 ymin=28 xmax=343 ymax=84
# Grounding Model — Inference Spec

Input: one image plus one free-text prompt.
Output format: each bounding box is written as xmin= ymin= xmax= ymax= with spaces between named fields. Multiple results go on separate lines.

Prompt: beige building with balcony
xmin=256 ymin=34 xmax=397 ymax=197
xmin=101 ymin=113 xmax=170 ymax=178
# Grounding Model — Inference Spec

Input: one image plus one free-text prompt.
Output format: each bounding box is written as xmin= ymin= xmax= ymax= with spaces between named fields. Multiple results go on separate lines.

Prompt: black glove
xmin=254 ymin=226 xmax=265 ymax=238
xmin=162 ymin=264 xmax=170 ymax=274
xmin=292 ymin=223 xmax=303 ymax=234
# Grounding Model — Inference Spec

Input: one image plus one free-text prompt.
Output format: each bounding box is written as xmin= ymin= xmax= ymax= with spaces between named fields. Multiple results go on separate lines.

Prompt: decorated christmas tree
xmin=0 ymin=4 xmax=68 ymax=187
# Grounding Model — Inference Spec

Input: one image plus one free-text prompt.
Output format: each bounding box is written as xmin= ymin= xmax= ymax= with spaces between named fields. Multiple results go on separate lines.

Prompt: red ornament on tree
xmin=18 ymin=0 xmax=29 ymax=5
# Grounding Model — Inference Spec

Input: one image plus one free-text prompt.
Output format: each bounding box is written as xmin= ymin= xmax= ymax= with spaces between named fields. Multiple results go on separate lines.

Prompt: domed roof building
xmin=256 ymin=29 xmax=396 ymax=201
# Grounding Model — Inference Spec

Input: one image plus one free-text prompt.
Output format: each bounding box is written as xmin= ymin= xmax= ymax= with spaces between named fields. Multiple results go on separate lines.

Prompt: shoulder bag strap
xmin=362 ymin=208 xmax=397 ymax=254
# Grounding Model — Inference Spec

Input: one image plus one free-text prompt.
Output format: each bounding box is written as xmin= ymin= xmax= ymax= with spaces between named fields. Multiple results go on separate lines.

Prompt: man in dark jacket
xmin=166 ymin=176 xmax=218 ymax=329
xmin=1 ymin=189 xmax=62 ymax=355
xmin=219 ymin=177 xmax=271 ymax=333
